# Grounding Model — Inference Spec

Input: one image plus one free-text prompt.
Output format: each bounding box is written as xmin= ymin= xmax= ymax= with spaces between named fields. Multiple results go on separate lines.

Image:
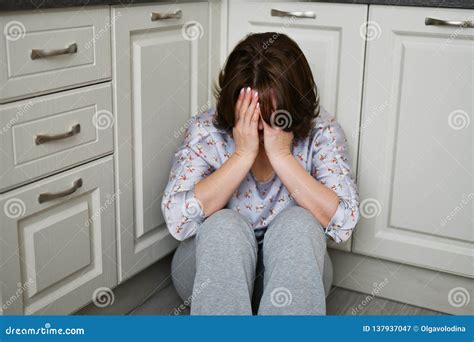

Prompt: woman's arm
xmin=261 ymin=113 xmax=359 ymax=243
xmin=195 ymin=87 xmax=260 ymax=217
xmin=269 ymin=153 xmax=339 ymax=227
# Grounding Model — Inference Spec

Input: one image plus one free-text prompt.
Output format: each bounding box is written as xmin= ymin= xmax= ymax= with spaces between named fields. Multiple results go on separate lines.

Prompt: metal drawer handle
xmin=271 ymin=9 xmax=316 ymax=19
xmin=38 ymin=178 xmax=83 ymax=203
xmin=30 ymin=43 xmax=78 ymax=60
xmin=425 ymin=17 xmax=473 ymax=28
xmin=35 ymin=124 xmax=81 ymax=145
xmin=151 ymin=10 xmax=182 ymax=21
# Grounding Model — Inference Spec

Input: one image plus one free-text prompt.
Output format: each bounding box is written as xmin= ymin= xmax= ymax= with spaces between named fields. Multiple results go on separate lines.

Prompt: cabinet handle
xmin=151 ymin=10 xmax=182 ymax=21
xmin=425 ymin=17 xmax=473 ymax=28
xmin=38 ymin=178 xmax=83 ymax=203
xmin=271 ymin=9 xmax=316 ymax=19
xmin=30 ymin=43 xmax=78 ymax=60
xmin=35 ymin=123 xmax=81 ymax=145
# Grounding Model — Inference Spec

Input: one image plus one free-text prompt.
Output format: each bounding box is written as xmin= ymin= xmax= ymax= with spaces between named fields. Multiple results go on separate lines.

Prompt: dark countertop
xmin=0 ymin=0 xmax=473 ymax=11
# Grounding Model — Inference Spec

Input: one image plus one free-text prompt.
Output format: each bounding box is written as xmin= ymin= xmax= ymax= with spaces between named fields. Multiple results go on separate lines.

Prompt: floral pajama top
xmin=161 ymin=107 xmax=360 ymax=243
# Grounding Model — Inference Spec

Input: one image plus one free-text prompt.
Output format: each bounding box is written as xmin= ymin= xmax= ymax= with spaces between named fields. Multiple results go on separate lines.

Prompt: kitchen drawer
xmin=0 ymin=7 xmax=111 ymax=103
xmin=0 ymin=156 xmax=117 ymax=315
xmin=0 ymin=83 xmax=114 ymax=193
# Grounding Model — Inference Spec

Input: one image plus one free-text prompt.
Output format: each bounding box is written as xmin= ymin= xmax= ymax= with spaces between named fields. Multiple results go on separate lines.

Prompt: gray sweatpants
xmin=171 ymin=206 xmax=333 ymax=315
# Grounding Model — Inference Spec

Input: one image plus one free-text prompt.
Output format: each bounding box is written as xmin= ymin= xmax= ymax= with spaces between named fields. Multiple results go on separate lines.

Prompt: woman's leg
xmin=258 ymin=206 xmax=333 ymax=315
xmin=171 ymin=209 xmax=258 ymax=315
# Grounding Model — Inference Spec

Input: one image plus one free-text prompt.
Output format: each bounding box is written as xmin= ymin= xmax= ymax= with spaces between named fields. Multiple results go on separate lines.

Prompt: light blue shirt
xmin=162 ymin=107 xmax=360 ymax=243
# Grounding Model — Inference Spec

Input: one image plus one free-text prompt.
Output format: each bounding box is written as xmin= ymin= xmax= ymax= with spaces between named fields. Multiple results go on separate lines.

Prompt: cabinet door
xmin=112 ymin=3 xmax=209 ymax=282
xmin=228 ymin=1 xmax=367 ymax=251
xmin=354 ymin=6 xmax=473 ymax=277
xmin=0 ymin=157 xmax=116 ymax=315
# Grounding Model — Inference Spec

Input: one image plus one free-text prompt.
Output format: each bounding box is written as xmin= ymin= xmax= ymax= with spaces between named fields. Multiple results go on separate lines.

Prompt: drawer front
xmin=0 ymin=7 xmax=111 ymax=103
xmin=0 ymin=156 xmax=117 ymax=315
xmin=0 ymin=83 xmax=114 ymax=192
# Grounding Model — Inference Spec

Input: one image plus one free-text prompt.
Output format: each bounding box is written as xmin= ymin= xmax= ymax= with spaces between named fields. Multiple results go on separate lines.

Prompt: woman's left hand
xmin=260 ymin=112 xmax=294 ymax=161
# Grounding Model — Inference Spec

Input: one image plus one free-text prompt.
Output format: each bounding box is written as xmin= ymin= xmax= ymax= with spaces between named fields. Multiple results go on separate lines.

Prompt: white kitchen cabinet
xmin=0 ymin=83 xmax=114 ymax=193
xmin=354 ymin=6 xmax=473 ymax=277
xmin=0 ymin=156 xmax=116 ymax=315
xmin=0 ymin=7 xmax=111 ymax=103
xmin=112 ymin=2 xmax=209 ymax=282
xmin=228 ymin=1 xmax=367 ymax=251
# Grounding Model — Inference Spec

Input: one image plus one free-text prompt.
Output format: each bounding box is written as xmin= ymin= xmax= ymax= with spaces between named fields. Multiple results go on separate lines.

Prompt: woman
xmin=162 ymin=33 xmax=359 ymax=315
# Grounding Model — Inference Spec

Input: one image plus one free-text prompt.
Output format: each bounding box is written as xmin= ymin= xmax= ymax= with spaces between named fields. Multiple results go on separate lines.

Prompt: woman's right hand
xmin=233 ymin=87 xmax=260 ymax=161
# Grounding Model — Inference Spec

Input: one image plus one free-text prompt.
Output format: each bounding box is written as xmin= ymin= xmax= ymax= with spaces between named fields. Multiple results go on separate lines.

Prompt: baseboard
xmin=328 ymin=249 xmax=473 ymax=315
xmin=75 ymin=253 xmax=174 ymax=315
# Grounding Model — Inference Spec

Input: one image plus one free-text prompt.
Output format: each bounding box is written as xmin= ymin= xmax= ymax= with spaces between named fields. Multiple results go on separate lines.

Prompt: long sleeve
xmin=161 ymin=120 xmax=215 ymax=241
xmin=311 ymin=113 xmax=360 ymax=243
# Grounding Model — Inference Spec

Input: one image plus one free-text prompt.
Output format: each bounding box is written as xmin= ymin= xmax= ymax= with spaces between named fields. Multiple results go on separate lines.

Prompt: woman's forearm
xmin=270 ymin=154 xmax=339 ymax=227
xmin=195 ymin=153 xmax=254 ymax=217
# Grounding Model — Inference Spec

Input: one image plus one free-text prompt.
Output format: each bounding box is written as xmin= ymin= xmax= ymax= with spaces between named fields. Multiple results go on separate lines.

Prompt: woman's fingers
xmin=250 ymin=102 xmax=260 ymax=128
xmin=243 ymin=90 xmax=259 ymax=127
xmin=234 ymin=87 xmax=245 ymax=123
xmin=238 ymin=87 xmax=252 ymax=123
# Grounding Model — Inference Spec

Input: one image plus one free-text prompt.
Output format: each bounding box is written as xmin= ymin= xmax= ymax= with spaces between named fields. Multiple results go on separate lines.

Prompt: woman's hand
xmin=261 ymin=114 xmax=294 ymax=162
xmin=233 ymin=87 xmax=260 ymax=161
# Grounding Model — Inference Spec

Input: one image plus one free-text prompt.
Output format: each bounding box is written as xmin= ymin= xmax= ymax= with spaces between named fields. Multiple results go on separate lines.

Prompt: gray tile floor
xmin=129 ymin=282 xmax=444 ymax=316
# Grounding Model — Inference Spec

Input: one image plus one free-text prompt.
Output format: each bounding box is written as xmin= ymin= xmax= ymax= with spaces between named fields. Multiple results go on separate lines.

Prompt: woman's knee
xmin=266 ymin=206 xmax=326 ymax=245
xmin=198 ymin=209 xmax=254 ymax=239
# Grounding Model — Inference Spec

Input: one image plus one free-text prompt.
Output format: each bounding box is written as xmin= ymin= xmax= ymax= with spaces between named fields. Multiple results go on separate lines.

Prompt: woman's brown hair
xmin=214 ymin=32 xmax=320 ymax=140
